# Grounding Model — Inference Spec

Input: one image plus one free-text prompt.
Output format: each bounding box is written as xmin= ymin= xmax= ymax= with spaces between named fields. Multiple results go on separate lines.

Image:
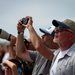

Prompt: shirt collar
xmin=66 ymin=43 xmax=75 ymax=57
xmin=54 ymin=43 xmax=75 ymax=57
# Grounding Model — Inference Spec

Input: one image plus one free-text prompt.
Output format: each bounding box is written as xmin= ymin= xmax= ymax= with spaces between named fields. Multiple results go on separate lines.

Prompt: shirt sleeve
xmin=29 ymin=51 xmax=38 ymax=62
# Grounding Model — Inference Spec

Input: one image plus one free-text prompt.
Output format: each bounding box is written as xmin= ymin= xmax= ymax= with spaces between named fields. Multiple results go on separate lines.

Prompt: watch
xmin=18 ymin=31 xmax=24 ymax=34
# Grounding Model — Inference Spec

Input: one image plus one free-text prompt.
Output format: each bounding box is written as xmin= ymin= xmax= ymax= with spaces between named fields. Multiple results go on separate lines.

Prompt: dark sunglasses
xmin=54 ymin=26 xmax=74 ymax=33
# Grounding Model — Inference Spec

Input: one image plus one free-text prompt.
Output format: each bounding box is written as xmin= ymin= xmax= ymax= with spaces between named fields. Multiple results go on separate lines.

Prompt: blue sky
xmin=0 ymin=0 xmax=75 ymax=42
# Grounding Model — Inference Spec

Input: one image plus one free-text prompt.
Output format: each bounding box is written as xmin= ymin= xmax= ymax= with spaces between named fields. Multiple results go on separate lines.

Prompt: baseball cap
xmin=39 ymin=25 xmax=55 ymax=36
xmin=52 ymin=19 xmax=75 ymax=33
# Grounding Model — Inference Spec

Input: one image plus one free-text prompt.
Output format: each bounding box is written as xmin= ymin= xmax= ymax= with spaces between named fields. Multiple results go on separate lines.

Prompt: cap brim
xmin=52 ymin=20 xmax=69 ymax=28
xmin=39 ymin=28 xmax=51 ymax=34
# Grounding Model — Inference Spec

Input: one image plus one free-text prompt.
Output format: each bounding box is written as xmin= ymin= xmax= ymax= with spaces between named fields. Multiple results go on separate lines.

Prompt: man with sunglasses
xmin=48 ymin=19 xmax=75 ymax=75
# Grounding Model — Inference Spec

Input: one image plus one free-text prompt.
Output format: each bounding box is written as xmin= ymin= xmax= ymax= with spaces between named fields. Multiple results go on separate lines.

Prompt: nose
xmin=41 ymin=34 xmax=46 ymax=39
xmin=41 ymin=35 xmax=44 ymax=39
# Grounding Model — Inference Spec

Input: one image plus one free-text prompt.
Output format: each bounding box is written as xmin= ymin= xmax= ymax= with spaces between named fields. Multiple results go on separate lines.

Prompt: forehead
xmin=43 ymin=33 xmax=54 ymax=38
xmin=57 ymin=25 xmax=65 ymax=28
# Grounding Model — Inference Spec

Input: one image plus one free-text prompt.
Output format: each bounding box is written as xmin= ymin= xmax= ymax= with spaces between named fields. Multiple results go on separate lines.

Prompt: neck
xmin=59 ymin=42 xmax=74 ymax=51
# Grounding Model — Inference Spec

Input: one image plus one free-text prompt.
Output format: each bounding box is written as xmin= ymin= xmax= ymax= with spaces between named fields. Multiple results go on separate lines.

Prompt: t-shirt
xmin=29 ymin=51 xmax=52 ymax=75
xmin=50 ymin=48 xmax=70 ymax=75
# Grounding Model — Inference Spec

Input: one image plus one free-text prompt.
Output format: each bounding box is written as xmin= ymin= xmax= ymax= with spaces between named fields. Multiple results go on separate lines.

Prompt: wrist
xmin=18 ymin=31 xmax=24 ymax=34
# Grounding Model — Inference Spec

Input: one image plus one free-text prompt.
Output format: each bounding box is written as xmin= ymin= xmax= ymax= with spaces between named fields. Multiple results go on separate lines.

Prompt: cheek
xmin=60 ymin=33 xmax=70 ymax=40
xmin=44 ymin=37 xmax=49 ymax=42
xmin=42 ymin=37 xmax=46 ymax=41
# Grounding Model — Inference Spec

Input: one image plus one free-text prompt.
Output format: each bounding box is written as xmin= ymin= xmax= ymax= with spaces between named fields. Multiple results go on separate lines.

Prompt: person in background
xmin=1 ymin=34 xmax=26 ymax=75
xmin=0 ymin=45 xmax=4 ymax=64
xmin=1 ymin=60 xmax=18 ymax=75
xmin=0 ymin=45 xmax=4 ymax=75
xmin=0 ymin=29 xmax=35 ymax=75
xmin=0 ymin=29 xmax=34 ymax=75
xmin=16 ymin=17 xmax=59 ymax=75
xmin=25 ymin=38 xmax=35 ymax=50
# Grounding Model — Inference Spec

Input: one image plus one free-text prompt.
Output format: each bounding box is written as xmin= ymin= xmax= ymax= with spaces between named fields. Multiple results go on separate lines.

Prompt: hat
xmin=52 ymin=19 xmax=75 ymax=33
xmin=39 ymin=25 xmax=55 ymax=36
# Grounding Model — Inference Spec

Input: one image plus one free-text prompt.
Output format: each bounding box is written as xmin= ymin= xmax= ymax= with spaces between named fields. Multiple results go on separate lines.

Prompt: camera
xmin=22 ymin=18 xmax=28 ymax=25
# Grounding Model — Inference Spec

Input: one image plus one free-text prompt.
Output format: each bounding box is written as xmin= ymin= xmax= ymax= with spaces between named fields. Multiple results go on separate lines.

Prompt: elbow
xmin=35 ymin=43 xmax=41 ymax=50
xmin=16 ymin=51 xmax=22 ymax=58
xmin=16 ymin=48 xmax=25 ymax=57
xmin=16 ymin=49 xmax=26 ymax=58
xmin=16 ymin=52 xmax=22 ymax=58
xmin=34 ymin=40 xmax=44 ymax=50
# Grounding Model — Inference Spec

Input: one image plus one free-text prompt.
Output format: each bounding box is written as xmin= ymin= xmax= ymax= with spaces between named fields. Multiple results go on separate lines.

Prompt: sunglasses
xmin=54 ymin=26 xmax=74 ymax=33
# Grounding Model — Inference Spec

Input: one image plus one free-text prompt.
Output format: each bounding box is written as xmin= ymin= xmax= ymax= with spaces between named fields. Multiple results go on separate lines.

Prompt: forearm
xmin=9 ymin=46 xmax=16 ymax=59
xmin=16 ymin=33 xmax=26 ymax=57
xmin=9 ymin=35 xmax=16 ymax=59
xmin=28 ymin=26 xmax=39 ymax=48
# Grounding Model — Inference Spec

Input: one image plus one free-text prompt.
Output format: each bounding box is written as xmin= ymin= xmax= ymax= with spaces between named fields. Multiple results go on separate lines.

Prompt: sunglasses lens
xmin=56 ymin=27 xmax=63 ymax=32
xmin=55 ymin=26 xmax=74 ymax=33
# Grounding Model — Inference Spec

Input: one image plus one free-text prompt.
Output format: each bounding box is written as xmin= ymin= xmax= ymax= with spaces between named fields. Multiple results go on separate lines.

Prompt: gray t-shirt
xmin=29 ymin=51 xmax=52 ymax=75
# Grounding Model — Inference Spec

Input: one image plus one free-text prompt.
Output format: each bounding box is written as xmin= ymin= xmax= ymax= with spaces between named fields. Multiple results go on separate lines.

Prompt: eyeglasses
xmin=54 ymin=26 xmax=74 ymax=33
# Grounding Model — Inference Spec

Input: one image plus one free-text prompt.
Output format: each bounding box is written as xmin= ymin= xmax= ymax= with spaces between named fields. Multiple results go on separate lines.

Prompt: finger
xmin=26 ymin=16 xmax=32 ymax=20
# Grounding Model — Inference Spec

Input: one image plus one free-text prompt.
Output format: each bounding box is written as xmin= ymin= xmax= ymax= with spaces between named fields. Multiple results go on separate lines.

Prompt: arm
xmin=16 ymin=19 xmax=33 ymax=62
xmin=9 ymin=35 xmax=16 ymax=59
xmin=23 ymin=16 xmax=53 ymax=60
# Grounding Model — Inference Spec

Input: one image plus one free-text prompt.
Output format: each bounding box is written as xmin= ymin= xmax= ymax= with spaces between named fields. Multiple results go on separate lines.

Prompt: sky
xmin=0 ymin=0 xmax=75 ymax=42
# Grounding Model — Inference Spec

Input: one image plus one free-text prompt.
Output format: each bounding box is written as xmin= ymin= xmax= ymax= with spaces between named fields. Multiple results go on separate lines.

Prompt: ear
xmin=69 ymin=33 xmax=75 ymax=40
xmin=74 ymin=34 xmax=75 ymax=38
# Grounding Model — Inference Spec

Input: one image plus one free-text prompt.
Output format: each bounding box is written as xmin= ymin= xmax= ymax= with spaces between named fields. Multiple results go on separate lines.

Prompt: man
xmin=50 ymin=19 xmax=75 ymax=75
xmin=20 ymin=16 xmax=75 ymax=75
xmin=39 ymin=26 xmax=58 ymax=49
xmin=16 ymin=19 xmax=59 ymax=75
